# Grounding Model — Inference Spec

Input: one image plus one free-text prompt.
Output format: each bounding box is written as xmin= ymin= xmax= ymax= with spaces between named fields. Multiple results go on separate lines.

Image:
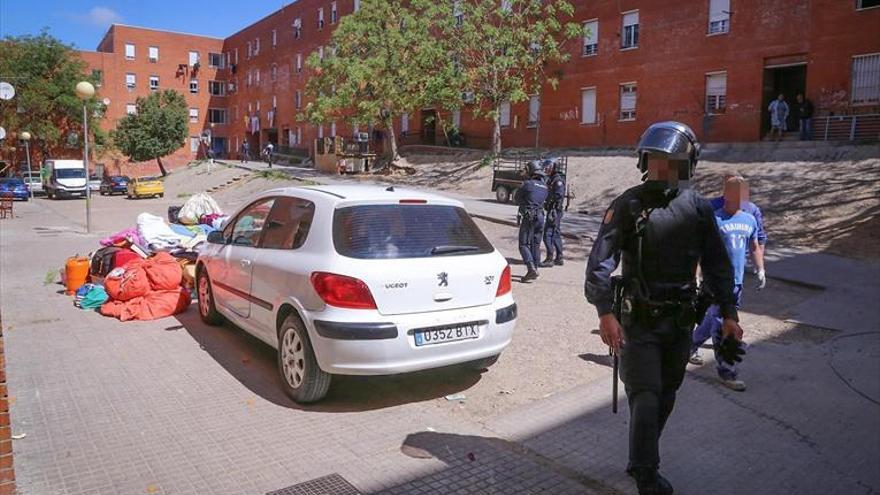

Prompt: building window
xmin=255 ymin=69 xmax=261 ymax=84
xmin=354 ymin=0 xmax=360 ymax=12
xmin=247 ymin=41 xmax=253 ymax=59
xmin=331 ymin=2 xmax=338 ymax=23
xmin=149 ymin=75 xmax=159 ymax=91
xmin=709 ymin=0 xmax=730 ymax=34
xmin=295 ymin=90 xmax=302 ymax=109
xmin=190 ymin=136 xmax=200 ymax=153
xmin=706 ymin=72 xmax=728 ymax=114
xmin=620 ymin=83 xmax=637 ymax=120
xmin=501 ymin=0 xmax=512 ymax=13
xmin=234 ymin=48 xmax=239 ymax=64
xmin=852 ymin=53 xmax=880 ymax=104
xmin=271 ymin=64 xmax=278 ymax=82
xmin=296 ymin=53 xmax=303 ymax=73
xmin=125 ymin=73 xmax=136 ymax=90
xmin=454 ymin=1 xmax=464 ymax=27
xmin=256 ymin=100 xmax=261 ymax=112
xmin=148 ymin=46 xmax=159 ymax=62
xmin=189 ymin=51 xmax=199 ymax=66
xmin=246 ymin=70 xmax=253 ymax=87
xmin=583 ymin=20 xmax=598 ymax=56
xmin=331 ymin=121 xmax=337 ymax=137
xmin=126 ymin=104 xmax=137 ymax=115
xmin=293 ymin=18 xmax=302 ymax=39
xmin=318 ymin=125 xmax=324 ymax=139
xmin=91 ymin=69 xmax=103 ymax=87
xmin=272 ymin=29 xmax=277 ymax=48
xmin=499 ymin=101 xmax=511 ymax=127
xmin=208 ymin=108 xmax=227 ymax=124
xmin=452 ymin=109 xmax=462 ymax=129
xmin=318 ymin=8 xmax=325 ymax=29
xmin=857 ymin=0 xmax=880 ymax=9
xmin=209 ymin=80 xmax=227 ymax=96
xmin=125 ymin=43 xmax=135 ymax=60
xmin=189 ymin=108 xmax=199 ymax=123
xmin=190 ymin=79 xmax=199 ymax=94
xmin=208 ymin=52 xmax=225 ymax=68
xmin=254 ymin=37 xmax=260 ymax=56
xmin=581 ymin=87 xmax=597 ymax=124
xmin=621 ymin=11 xmax=639 ymax=49
xmin=401 ymin=113 xmax=409 ymax=133
xmin=528 ymin=95 xmax=540 ymax=127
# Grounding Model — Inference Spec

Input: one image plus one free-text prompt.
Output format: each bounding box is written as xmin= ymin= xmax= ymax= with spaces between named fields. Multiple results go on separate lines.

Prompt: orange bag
xmin=100 ymin=287 xmax=192 ymax=321
xmin=144 ymin=252 xmax=183 ymax=291
xmin=104 ymin=259 xmax=151 ymax=302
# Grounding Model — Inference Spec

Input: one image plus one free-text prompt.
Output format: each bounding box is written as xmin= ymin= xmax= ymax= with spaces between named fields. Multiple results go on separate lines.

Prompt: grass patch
xmin=296 ymin=178 xmax=321 ymax=186
xmin=43 ymin=268 xmax=59 ymax=286
xmin=255 ymin=169 xmax=291 ymax=181
xmin=177 ymin=192 xmax=193 ymax=199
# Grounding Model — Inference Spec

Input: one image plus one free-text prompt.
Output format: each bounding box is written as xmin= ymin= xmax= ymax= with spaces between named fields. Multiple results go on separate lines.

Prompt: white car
xmin=196 ymin=185 xmax=516 ymax=403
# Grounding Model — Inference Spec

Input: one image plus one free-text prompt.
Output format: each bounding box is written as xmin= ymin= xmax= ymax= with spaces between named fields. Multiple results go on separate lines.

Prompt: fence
xmin=815 ymin=114 xmax=880 ymax=142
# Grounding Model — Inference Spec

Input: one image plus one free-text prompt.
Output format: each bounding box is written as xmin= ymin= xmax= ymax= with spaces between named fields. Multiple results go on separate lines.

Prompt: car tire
xmin=159 ymin=193 xmax=164 ymax=198
xmin=467 ymin=354 xmax=500 ymax=372
xmin=495 ymin=186 xmax=510 ymax=203
xmin=277 ymin=314 xmax=331 ymax=403
xmin=197 ymin=267 xmax=223 ymax=326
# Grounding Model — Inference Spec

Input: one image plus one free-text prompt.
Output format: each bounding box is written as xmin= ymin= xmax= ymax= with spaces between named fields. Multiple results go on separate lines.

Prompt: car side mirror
xmin=207 ymin=231 xmax=227 ymax=244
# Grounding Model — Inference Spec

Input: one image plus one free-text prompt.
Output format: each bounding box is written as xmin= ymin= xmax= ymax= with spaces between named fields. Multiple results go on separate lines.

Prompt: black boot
xmin=553 ymin=257 xmax=564 ymax=266
xmin=628 ymin=467 xmax=673 ymax=495
xmin=538 ymin=257 xmax=555 ymax=268
xmin=522 ymin=264 xmax=539 ymax=282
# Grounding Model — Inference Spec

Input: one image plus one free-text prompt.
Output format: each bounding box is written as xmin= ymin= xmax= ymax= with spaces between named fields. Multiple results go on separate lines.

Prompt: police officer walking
xmin=540 ymin=158 xmax=566 ymax=267
xmin=584 ymin=122 xmax=743 ymax=495
xmin=517 ymin=161 xmax=548 ymax=282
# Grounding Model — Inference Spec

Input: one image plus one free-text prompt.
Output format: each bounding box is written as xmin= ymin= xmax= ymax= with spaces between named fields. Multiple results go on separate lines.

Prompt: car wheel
xmin=159 ymin=193 xmax=164 ymax=198
xmin=277 ymin=314 xmax=331 ymax=403
xmin=495 ymin=186 xmax=510 ymax=203
xmin=467 ymin=354 xmax=500 ymax=372
xmin=197 ymin=268 xmax=223 ymax=325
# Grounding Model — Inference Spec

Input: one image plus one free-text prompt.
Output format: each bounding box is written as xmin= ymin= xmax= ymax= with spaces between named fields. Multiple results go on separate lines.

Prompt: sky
xmin=0 ymin=1 xmax=295 ymax=50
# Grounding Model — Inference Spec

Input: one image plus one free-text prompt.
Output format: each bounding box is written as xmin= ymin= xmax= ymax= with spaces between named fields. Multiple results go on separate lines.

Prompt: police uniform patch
xmin=603 ymin=208 xmax=614 ymax=224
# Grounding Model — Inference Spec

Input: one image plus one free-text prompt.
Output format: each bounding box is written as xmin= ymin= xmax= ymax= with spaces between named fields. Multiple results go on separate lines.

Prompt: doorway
xmin=761 ymin=63 xmax=807 ymax=137
xmin=421 ymin=109 xmax=437 ymax=145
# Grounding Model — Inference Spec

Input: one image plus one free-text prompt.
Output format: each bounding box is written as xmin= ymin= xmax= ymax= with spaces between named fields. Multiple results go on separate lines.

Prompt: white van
xmin=44 ymin=160 xmax=87 ymax=199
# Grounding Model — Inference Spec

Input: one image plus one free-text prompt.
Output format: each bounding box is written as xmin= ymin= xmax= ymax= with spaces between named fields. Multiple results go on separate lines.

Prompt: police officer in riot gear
xmin=584 ymin=121 xmax=742 ymax=495
xmin=540 ymin=158 xmax=566 ymax=267
xmin=517 ymin=160 xmax=548 ymax=282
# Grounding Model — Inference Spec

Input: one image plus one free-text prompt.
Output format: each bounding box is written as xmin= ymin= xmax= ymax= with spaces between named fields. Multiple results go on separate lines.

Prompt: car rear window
xmin=333 ymin=204 xmax=494 ymax=259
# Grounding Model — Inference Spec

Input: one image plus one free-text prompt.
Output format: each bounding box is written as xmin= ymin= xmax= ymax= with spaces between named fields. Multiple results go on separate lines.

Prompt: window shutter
xmin=709 ymin=0 xmax=730 ymax=23
xmin=581 ymin=89 xmax=597 ymax=124
xmin=623 ymin=11 xmax=639 ymax=27
xmin=500 ymin=101 xmax=511 ymax=126
xmin=852 ymin=54 xmax=880 ymax=104
xmin=707 ymin=73 xmax=727 ymax=96
xmin=621 ymin=86 xmax=637 ymax=111
xmin=583 ymin=21 xmax=598 ymax=46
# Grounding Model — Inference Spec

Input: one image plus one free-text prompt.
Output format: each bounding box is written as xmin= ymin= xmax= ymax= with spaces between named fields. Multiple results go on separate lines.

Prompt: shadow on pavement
xmin=174 ymin=310 xmax=482 ymax=413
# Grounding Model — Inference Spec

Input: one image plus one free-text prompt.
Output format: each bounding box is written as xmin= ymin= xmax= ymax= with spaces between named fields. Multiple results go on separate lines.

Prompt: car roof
xmin=260 ymin=184 xmax=461 ymax=206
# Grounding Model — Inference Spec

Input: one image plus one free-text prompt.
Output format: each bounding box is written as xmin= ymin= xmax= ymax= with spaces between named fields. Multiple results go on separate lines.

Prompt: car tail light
xmin=310 ymin=272 xmax=377 ymax=310
xmin=496 ymin=265 xmax=512 ymax=297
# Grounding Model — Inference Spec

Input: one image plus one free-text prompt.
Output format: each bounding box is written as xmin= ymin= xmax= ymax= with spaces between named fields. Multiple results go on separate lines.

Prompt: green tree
xmin=0 ymin=30 xmax=104 ymax=160
xmin=304 ymin=0 xmax=459 ymax=162
xmin=445 ymin=0 xmax=580 ymax=155
xmin=112 ymin=90 xmax=188 ymax=177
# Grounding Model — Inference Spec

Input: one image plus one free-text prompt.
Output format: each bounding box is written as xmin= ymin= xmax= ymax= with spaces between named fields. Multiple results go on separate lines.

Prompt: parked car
xmin=100 ymin=175 xmax=130 ymax=195
xmin=0 ymin=178 xmax=29 ymax=201
xmin=88 ymin=175 xmax=102 ymax=192
xmin=44 ymin=159 xmax=87 ymax=199
xmin=127 ymin=176 xmax=164 ymax=199
xmin=196 ymin=185 xmax=516 ymax=403
xmin=21 ymin=171 xmax=43 ymax=195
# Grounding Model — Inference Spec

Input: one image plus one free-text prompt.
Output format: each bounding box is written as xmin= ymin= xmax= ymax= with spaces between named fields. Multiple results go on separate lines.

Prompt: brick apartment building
xmin=76 ymin=0 xmax=880 ymax=173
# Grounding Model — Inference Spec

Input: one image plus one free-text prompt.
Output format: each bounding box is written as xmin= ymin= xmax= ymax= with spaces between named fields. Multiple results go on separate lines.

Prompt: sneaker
xmin=720 ymin=377 xmax=746 ymax=392
xmin=554 ymin=258 xmax=564 ymax=266
xmin=538 ymin=260 xmax=555 ymax=268
xmin=521 ymin=266 xmax=539 ymax=282
xmin=688 ymin=350 xmax=703 ymax=365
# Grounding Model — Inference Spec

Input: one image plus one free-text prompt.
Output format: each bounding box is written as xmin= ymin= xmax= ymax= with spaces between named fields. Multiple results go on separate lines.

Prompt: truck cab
xmin=44 ymin=159 xmax=87 ymax=199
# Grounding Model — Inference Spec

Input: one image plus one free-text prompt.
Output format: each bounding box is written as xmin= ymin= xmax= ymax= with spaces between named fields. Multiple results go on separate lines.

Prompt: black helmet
xmin=636 ymin=121 xmax=701 ymax=177
xmin=528 ymin=160 xmax=547 ymax=177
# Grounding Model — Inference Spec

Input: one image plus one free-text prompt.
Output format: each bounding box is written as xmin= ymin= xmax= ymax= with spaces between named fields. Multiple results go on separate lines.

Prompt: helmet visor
xmin=637 ymin=127 xmax=693 ymax=158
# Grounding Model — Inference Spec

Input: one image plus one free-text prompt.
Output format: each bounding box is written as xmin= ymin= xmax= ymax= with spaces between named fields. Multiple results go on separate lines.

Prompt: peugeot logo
xmin=437 ymin=272 xmax=449 ymax=287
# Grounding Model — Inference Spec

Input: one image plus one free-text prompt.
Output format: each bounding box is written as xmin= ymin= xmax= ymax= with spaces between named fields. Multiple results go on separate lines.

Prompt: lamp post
xmin=75 ymin=81 xmax=95 ymax=233
xmin=20 ymin=131 xmax=33 ymax=200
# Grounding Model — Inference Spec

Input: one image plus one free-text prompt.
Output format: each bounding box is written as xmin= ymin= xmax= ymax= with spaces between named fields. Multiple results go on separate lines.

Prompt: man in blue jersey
xmin=709 ymin=172 xmax=767 ymax=287
xmin=691 ymin=176 xmax=764 ymax=391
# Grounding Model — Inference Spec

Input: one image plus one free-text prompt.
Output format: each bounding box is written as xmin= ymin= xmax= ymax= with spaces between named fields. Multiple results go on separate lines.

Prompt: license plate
xmin=414 ymin=323 xmax=479 ymax=347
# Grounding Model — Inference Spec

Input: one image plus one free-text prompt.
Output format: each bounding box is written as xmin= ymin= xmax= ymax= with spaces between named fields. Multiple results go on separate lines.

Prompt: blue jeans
xmin=691 ymin=285 xmax=745 ymax=380
xmin=799 ymin=118 xmax=812 ymax=140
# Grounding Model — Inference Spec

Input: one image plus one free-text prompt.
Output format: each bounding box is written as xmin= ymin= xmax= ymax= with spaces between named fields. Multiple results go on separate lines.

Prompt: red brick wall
xmin=0 ymin=325 xmax=14 ymax=495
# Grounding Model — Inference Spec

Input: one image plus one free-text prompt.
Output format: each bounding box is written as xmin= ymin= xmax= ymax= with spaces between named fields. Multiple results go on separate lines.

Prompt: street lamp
xmin=75 ymin=81 xmax=95 ymax=233
xmin=20 ymin=131 xmax=33 ymax=200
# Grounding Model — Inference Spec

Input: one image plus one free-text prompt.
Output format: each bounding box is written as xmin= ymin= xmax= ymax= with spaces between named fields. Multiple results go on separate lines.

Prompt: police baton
xmin=609 ymin=346 xmax=619 ymax=414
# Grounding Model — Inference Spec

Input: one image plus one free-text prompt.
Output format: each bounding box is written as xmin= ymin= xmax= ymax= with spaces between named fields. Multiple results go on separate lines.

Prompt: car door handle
xmin=240 ymin=259 xmax=252 ymax=267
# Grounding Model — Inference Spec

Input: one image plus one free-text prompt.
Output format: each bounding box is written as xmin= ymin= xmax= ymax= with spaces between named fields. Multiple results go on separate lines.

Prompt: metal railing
xmin=815 ymin=113 xmax=880 ymax=141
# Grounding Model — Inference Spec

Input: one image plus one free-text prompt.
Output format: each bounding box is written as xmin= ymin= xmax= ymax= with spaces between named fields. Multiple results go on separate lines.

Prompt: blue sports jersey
xmin=711 ymin=196 xmax=766 ymax=244
xmin=715 ymin=209 xmax=757 ymax=285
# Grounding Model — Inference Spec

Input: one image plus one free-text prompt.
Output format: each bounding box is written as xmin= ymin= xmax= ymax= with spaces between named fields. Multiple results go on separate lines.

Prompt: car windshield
xmin=333 ymin=204 xmax=494 ymax=259
xmin=111 ymin=176 xmax=128 ymax=182
xmin=139 ymin=176 xmax=159 ymax=182
xmin=56 ymin=168 xmax=85 ymax=179
xmin=1 ymin=179 xmax=24 ymax=186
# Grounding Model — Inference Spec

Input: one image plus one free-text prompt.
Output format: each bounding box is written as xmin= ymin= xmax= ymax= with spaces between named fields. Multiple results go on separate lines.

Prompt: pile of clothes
xmin=65 ymin=192 xmax=230 ymax=322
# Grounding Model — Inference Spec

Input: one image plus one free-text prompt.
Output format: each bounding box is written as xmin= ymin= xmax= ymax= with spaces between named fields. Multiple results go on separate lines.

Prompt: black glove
xmin=715 ymin=336 xmax=746 ymax=365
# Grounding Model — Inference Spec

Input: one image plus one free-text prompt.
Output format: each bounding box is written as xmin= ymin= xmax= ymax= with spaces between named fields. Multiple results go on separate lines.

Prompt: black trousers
xmin=620 ymin=314 xmax=692 ymax=470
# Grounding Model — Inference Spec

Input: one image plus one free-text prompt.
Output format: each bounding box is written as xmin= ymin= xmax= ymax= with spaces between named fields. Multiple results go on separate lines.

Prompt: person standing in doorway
xmin=795 ymin=94 xmax=814 ymax=141
xmin=768 ymin=94 xmax=789 ymax=141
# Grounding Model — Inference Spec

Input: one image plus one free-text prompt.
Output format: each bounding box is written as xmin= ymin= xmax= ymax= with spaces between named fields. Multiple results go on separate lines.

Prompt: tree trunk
xmin=386 ymin=119 xmax=399 ymax=163
xmin=437 ymin=112 xmax=451 ymax=147
xmin=156 ymin=156 xmax=168 ymax=177
xmin=492 ymin=111 xmax=502 ymax=156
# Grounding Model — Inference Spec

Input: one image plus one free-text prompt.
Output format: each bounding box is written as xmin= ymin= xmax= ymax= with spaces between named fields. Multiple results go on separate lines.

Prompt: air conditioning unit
xmin=228 ymin=82 xmax=237 ymax=93
xmin=462 ymin=91 xmax=475 ymax=103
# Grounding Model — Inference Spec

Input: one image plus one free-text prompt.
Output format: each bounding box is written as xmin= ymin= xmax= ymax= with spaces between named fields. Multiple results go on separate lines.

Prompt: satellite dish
xmin=102 ymin=97 xmax=111 ymax=106
xmin=0 ymin=82 xmax=14 ymax=101
xmin=0 ymin=127 xmax=6 ymax=140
